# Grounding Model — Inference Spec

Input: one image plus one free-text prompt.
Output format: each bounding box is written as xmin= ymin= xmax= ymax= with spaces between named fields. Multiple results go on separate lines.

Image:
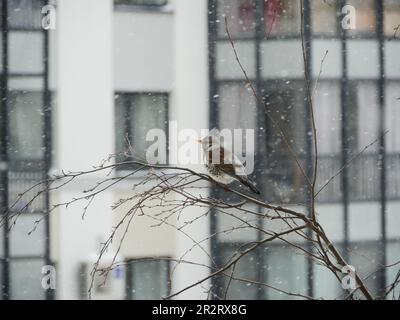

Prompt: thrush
xmin=197 ymin=135 xmax=260 ymax=194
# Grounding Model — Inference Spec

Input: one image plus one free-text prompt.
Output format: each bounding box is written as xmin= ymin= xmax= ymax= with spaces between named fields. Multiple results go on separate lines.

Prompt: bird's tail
xmin=237 ymin=176 xmax=261 ymax=195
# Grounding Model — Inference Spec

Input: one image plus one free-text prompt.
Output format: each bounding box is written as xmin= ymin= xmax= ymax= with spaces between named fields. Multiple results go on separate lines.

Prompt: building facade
xmin=0 ymin=0 xmax=400 ymax=299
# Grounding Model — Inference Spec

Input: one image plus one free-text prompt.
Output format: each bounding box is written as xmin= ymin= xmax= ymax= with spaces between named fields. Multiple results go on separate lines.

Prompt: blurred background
xmin=0 ymin=0 xmax=400 ymax=300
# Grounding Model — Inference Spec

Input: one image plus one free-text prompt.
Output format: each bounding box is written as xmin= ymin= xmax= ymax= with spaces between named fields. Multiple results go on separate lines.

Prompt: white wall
xmin=54 ymin=0 xmax=114 ymax=299
xmin=171 ymin=0 xmax=210 ymax=300
xmin=113 ymin=10 xmax=174 ymax=92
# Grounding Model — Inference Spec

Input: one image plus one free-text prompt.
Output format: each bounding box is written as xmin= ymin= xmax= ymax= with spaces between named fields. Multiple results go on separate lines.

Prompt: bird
xmin=197 ymin=134 xmax=260 ymax=194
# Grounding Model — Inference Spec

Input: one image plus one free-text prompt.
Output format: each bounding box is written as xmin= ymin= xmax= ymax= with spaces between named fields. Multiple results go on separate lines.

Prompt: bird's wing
xmin=218 ymin=146 xmax=247 ymax=177
xmin=217 ymin=146 xmax=260 ymax=194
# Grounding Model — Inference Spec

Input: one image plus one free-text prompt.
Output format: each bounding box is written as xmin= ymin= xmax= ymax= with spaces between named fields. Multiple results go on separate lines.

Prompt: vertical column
xmin=376 ymin=0 xmax=387 ymax=295
xmin=173 ymin=0 xmax=210 ymax=299
xmin=339 ymin=0 xmax=350 ymax=263
xmin=0 ymin=0 xmax=9 ymax=300
xmin=254 ymin=0 xmax=265 ymax=300
xmin=42 ymin=0 xmax=53 ymax=300
xmin=302 ymin=0 xmax=314 ymax=298
xmin=55 ymin=0 xmax=113 ymax=299
xmin=207 ymin=0 xmax=219 ymax=299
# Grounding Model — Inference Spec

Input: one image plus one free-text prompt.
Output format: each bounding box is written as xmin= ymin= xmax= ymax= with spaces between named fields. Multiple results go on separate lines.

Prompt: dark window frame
xmin=114 ymin=0 xmax=168 ymax=10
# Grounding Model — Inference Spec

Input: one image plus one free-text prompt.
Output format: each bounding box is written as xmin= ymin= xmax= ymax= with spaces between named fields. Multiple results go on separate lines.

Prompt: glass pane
xmin=9 ymin=76 xmax=44 ymax=92
xmin=9 ymin=91 xmax=44 ymax=161
xmin=312 ymin=40 xmax=342 ymax=79
xmin=356 ymin=82 xmax=379 ymax=152
xmin=265 ymin=244 xmax=308 ymax=299
xmin=264 ymin=0 xmax=300 ymax=36
xmin=386 ymin=241 xmax=400 ymax=299
xmin=385 ymin=82 xmax=400 ymax=153
xmin=347 ymin=41 xmax=379 ymax=79
xmin=384 ymin=0 xmax=400 ymax=37
xmin=260 ymin=40 xmax=304 ymax=79
xmin=0 ymin=226 xmax=3 ymax=257
xmin=347 ymin=82 xmax=379 ymax=201
xmin=114 ymin=93 xmax=127 ymax=163
xmin=314 ymin=81 xmax=341 ymax=155
xmin=348 ymin=241 xmax=382 ymax=298
xmin=10 ymin=258 xmax=46 ymax=299
xmin=217 ymin=0 xmax=256 ymax=38
xmin=385 ymin=42 xmax=400 ymax=79
xmin=216 ymin=41 xmax=256 ymax=80
xmin=8 ymin=0 xmax=42 ymax=30
xmin=385 ymin=82 xmax=400 ymax=200
xmin=219 ymin=82 xmax=256 ymax=131
xmin=263 ymin=80 xmax=306 ymax=203
xmin=8 ymin=171 xmax=47 ymax=212
xmin=130 ymin=94 xmax=168 ymax=164
xmin=115 ymin=93 xmax=168 ymax=166
xmin=218 ymin=244 xmax=258 ymax=299
xmin=314 ymin=261 xmax=343 ymax=299
xmin=217 ymin=204 xmax=259 ymax=242
xmin=129 ymin=260 xmax=169 ymax=299
xmin=9 ymin=32 xmax=44 ymax=74
xmin=10 ymin=213 xmax=46 ymax=257
xmin=346 ymin=0 xmax=376 ymax=35
xmin=314 ymin=81 xmax=342 ymax=202
xmin=311 ymin=0 xmax=338 ymax=35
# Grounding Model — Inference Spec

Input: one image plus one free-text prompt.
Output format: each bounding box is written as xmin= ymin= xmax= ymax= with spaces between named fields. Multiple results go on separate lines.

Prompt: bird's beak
xmin=196 ymin=139 xmax=202 ymax=144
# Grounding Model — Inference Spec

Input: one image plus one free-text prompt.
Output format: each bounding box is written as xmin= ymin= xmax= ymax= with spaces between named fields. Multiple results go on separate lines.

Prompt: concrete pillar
xmin=172 ymin=0 xmax=211 ymax=299
xmin=54 ymin=0 xmax=113 ymax=299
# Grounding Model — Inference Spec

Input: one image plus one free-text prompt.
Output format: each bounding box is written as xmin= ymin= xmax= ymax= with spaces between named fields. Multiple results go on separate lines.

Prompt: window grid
xmin=208 ymin=0 xmax=394 ymax=299
xmin=0 ymin=0 xmax=52 ymax=300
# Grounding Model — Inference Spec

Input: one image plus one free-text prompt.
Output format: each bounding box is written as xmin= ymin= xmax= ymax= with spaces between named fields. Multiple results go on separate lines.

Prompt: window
xmin=346 ymin=0 xmax=376 ymax=36
xmin=1 ymin=0 xmax=52 ymax=301
xmin=7 ymin=0 xmax=43 ymax=30
xmin=114 ymin=0 xmax=167 ymax=7
xmin=264 ymin=0 xmax=300 ymax=36
xmin=217 ymin=0 xmax=256 ymax=38
xmin=218 ymin=82 xmax=257 ymax=131
xmin=386 ymin=241 xmax=400 ymax=299
xmin=126 ymin=259 xmax=170 ymax=299
xmin=311 ymin=0 xmax=338 ymax=35
xmin=217 ymin=243 xmax=308 ymax=300
xmin=262 ymin=80 xmax=307 ymax=203
xmin=348 ymin=241 xmax=382 ymax=298
xmin=385 ymin=0 xmax=400 ymax=37
xmin=217 ymin=243 xmax=259 ymax=300
xmin=314 ymin=81 xmax=342 ymax=202
xmin=385 ymin=82 xmax=400 ymax=200
xmin=115 ymin=93 xmax=168 ymax=167
xmin=209 ymin=0 xmax=400 ymax=300
xmin=8 ymin=91 xmax=44 ymax=163
xmin=346 ymin=81 xmax=380 ymax=201
xmin=263 ymin=244 xmax=308 ymax=300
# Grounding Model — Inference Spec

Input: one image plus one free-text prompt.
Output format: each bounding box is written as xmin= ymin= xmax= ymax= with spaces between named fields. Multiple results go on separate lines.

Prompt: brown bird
xmin=197 ymin=135 xmax=260 ymax=194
